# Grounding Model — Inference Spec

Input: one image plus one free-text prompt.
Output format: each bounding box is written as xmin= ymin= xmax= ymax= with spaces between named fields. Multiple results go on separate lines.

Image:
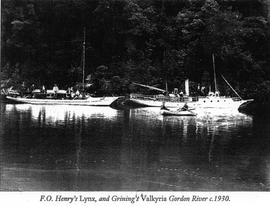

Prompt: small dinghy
xmin=160 ymin=102 xmax=196 ymax=116
xmin=160 ymin=109 xmax=196 ymax=116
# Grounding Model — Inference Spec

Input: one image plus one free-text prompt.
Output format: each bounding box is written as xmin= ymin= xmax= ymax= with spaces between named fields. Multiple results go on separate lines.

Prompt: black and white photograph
xmin=0 ymin=0 xmax=270 ymax=204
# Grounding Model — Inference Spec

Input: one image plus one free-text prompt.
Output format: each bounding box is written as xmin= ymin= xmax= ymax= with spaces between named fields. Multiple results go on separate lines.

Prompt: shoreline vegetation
xmin=1 ymin=0 xmax=270 ymax=113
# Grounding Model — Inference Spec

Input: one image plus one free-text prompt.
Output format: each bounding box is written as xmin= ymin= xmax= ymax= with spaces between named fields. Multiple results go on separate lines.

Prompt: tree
xmin=1 ymin=0 xmax=269 ymax=98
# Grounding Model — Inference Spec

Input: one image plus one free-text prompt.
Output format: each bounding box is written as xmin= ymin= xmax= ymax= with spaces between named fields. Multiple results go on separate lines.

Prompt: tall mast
xmin=0 ymin=0 xmax=2 ymax=71
xmin=82 ymin=27 xmax=86 ymax=92
xmin=212 ymin=53 xmax=217 ymax=92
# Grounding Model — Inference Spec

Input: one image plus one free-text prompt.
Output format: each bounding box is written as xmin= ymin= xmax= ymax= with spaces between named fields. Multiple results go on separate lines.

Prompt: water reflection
xmin=127 ymin=107 xmax=252 ymax=144
xmin=122 ymin=108 xmax=268 ymax=191
xmin=0 ymin=103 xmax=270 ymax=191
xmin=4 ymin=104 xmax=119 ymax=126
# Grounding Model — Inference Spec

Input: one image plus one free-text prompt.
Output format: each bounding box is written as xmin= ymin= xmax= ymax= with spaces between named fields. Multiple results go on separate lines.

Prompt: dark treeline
xmin=1 ymin=0 xmax=270 ymax=99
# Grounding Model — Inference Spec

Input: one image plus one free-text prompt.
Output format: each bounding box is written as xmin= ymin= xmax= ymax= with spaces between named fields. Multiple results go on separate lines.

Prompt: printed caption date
xmin=39 ymin=194 xmax=230 ymax=204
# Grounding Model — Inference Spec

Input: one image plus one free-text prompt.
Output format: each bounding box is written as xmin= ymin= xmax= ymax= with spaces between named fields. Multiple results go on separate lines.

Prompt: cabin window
xmin=203 ymin=100 xmax=205 ymax=103
xmin=210 ymin=100 xmax=212 ymax=102
xmin=217 ymin=100 xmax=219 ymax=102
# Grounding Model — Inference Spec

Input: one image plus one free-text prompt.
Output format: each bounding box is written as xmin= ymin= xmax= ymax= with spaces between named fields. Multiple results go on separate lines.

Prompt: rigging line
xmin=221 ymin=74 xmax=242 ymax=100
xmin=132 ymin=82 xmax=166 ymax=93
xmin=82 ymin=27 xmax=86 ymax=93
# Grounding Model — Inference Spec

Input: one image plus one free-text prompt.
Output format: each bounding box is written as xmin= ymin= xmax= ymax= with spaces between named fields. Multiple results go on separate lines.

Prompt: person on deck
xmin=178 ymin=103 xmax=189 ymax=111
xmin=180 ymin=90 xmax=184 ymax=97
xmin=53 ymin=84 xmax=59 ymax=93
xmin=41 ymin=85 xmax=46 ymax=94
xmin=30 ymin=84 xmax=35 ymax=93
xmin=73 ymin=89 xmax=80 ymax=99
xmin=20 ymin=82 xmax=26 ymax=97
xmin=66 ymin=87 xmax=71 ymax=99
xmin=161 ymin=102 xmax=169 ymax=110
xmin=70 ymin=87 xmax=75 ymax=98
xmin=53 ymin=84 xmax=59 ymax=98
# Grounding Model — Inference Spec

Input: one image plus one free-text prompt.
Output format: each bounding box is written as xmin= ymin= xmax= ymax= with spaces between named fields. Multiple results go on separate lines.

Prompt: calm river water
xmin=0 ymin=103 xmax=270 ymax=191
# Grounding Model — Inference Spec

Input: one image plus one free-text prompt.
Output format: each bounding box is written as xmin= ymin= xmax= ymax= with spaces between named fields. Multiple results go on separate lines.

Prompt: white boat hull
xmin=130 ymin=97 xmax=253 ymax=110
xmin=6 ymin=96 xmax=119 ymax=106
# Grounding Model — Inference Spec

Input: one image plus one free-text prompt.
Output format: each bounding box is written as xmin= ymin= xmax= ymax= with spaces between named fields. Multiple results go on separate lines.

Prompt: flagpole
xmin=82 ymin=27 xmax=86 ymax=94
xmin=212 ymin=53 xmax=217 ymax=92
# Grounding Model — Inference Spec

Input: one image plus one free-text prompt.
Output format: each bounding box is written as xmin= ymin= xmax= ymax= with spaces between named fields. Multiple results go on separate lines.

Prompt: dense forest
xmin=1 ymin=0 xmax=270 ymax=100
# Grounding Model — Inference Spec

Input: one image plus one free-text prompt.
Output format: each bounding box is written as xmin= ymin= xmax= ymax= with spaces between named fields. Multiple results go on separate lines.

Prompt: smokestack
xmin=185 ymin=79 xmax=189 ymax=96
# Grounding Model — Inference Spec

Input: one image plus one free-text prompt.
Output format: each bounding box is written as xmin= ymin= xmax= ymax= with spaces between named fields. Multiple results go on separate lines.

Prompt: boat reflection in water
xmin=1 ymin=104 xmax=270 ymax=191
xmin=129 ymin=107 xmax=252 ymax=135
xmin=4 ymin=104 xmax=119 ymax=126
xmin=124 ymin=108 xmax=269 ymax=191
